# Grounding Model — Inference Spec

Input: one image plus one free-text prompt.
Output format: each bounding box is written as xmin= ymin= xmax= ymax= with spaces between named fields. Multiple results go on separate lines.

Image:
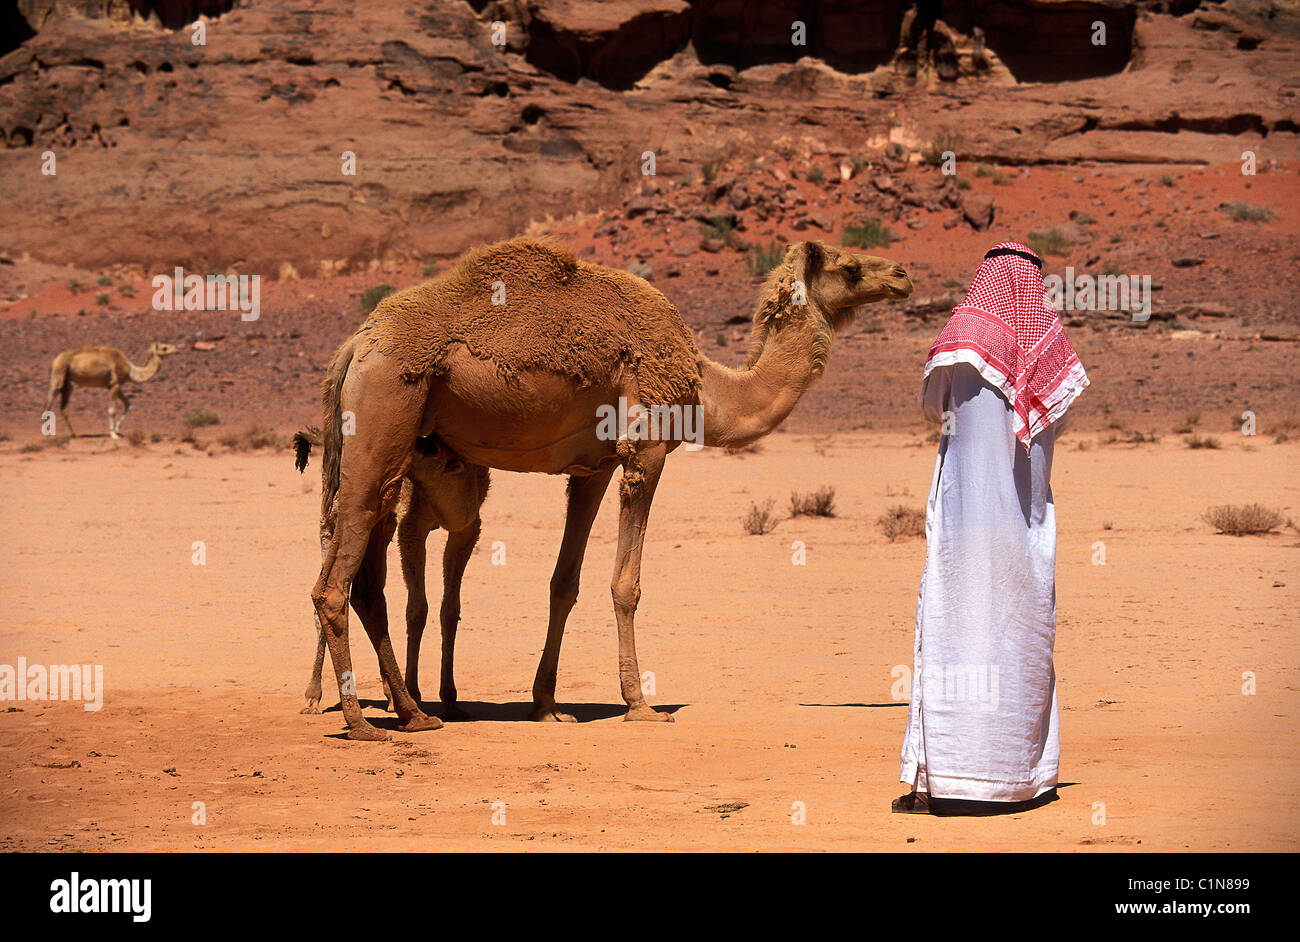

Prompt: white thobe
xmin=899 ymin=363 xmax=1061 ymax=802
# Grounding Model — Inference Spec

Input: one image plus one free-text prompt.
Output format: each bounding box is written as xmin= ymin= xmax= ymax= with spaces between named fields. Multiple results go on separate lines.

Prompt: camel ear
xmin=788 ymin=240 xmax=824 ymax=285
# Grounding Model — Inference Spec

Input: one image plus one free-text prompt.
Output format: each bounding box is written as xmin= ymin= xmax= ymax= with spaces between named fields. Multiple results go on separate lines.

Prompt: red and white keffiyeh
xmin=924 ymin=241 xmax=1089 ymax=450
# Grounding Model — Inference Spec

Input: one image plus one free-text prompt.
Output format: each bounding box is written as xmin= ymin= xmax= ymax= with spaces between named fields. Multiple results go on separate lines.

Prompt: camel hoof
xmin=345 ymin=723 xmax=390 ymax=741
xmin=624 ymin=707 xmax=673 ymax=723
xmin=398 ymin=712 xmax=443 ymax=733
xmin=528 ymin=706 xmax=577 ymax=723
xmin=300 ymin=700 xmax=322 ymax=715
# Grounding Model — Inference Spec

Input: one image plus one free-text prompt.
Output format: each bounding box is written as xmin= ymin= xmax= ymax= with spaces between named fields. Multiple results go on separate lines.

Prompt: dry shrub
xmin=1185 ymin=433 xmax=1221 ymax=450
xmin=125 ymin=428 xmax=146 ymax=446
xmin=1203 ymin=504 xmax=1284 ymax=535
xmin=1173 ymin=411 xmax=1200 ymax=434
xmin=790 ymin=486 xmax=836 ymax=518
xmin=183 ymin=409 xmax=220 ymax=429
xmin=222 ymin=425 xmax=286 ymax=451
xmin=743 ymin=498 xmax=779 ymax=535
xmin=1103 ymin=429 xmax=1159 ymax=445
xmin=878 ymin=505 xmax=925 ymax=542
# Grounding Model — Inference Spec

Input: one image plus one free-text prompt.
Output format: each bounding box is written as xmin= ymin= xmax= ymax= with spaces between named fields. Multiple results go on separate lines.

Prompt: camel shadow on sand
xmin=322 ymin=698 xmax=685 ymax=729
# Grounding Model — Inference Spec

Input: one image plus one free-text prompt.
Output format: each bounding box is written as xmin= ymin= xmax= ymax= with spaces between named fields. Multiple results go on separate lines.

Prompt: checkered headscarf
xmin=924 ymin=241 xmax=1089 ymax=450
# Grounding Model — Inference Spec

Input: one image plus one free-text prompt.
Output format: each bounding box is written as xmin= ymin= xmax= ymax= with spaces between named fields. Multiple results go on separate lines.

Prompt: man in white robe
xmin=894 ymin=242 xmax=1089 ymax=814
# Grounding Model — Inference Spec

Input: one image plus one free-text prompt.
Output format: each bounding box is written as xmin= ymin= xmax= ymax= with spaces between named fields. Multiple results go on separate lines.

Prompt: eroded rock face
xmin=0 ymin=0 xmax=1295 ymax=274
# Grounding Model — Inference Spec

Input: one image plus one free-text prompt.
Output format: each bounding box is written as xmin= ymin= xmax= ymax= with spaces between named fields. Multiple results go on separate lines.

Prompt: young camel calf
xmin=293 ymin=428 xmax=490 ymax=722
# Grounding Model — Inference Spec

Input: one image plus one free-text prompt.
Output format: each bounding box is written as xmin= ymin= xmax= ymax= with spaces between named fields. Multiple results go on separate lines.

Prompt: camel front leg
xmin=610 ymin=444 xmax=671 ymax=722
xmin=437 ymin=519 xmax=480 ymax=721
xmin=108 ymin=385 xmax=129 ymax=439
xmin=529 ymin=467 xmax=615 ymax=722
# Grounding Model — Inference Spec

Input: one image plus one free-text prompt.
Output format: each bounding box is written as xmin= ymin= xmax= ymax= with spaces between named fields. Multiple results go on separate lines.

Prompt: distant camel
xmin=43 ymin=342 xmax=177 ymax=438
xmin=309 ymin=236 xmax=911 ymax=740
xmin=292 ymin=427 xmax=489 ymax=720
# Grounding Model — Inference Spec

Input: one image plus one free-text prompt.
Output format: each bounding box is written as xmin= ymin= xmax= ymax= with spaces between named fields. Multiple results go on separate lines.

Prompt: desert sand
xmin=1 ymin=429 xmax=1295 ymax=851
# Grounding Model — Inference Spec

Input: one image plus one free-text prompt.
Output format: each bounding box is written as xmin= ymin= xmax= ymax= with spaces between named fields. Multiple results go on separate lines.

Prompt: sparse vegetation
xmin=361 ymin=284 xmax=396 ymax=313
xmin=220 ymin=424 xmax=286 ymax=451
xmin=841 ymin=217 xmax=893 ymax=249
xmin=95 ymin=291 xmax=110 ymax=306
xmin=421 ymin=257 xmax=440 ymax=278
xmin=1026 ymin=228 xmax=1070 ymax=258
xmin=1173 ymin=411 xmax=1201 ymax=434
xmin=923 ymin=129 xmax=962 ymax=167
xmin=746 ymin=240 xmax=784 ymax=276
xmin=699 ymin=214 xmax=736 ymax=246
xmin=743 ymin=498 xmax=779 ymax=535
xmin=1157 ymin=173 xmax=1176 ymax=187
xmin=701 ymin=155 xmax=723 ymax=182
xmin=805 ymin=165 xmax=825 ymax=184
xmin=183 ymin=409 xmax=220 ymax=429
xmin=1185 ymin=433 xmax=1221 ymax=450
xmin=954 ymin=176 xmax=971 ymax=190
xmin=878 ymin=505 xmax=925 ymax=542
xmin=96 ymin=275 xmax=112 ymax=287
xmin=1221 ymin=200 xmax=1275 ymax=223
xmin=790 ymin=486 xmax=836 ymax=518
xmin=1203 ymin=504 xmax=1284 ymax=535
xmin=1102 ymin=429 xmax=1160 ymax=445
xmin=67 ymin=279 xmax=83 ymax=295
xmin=125 ymin=428 xmax=146 ymax=446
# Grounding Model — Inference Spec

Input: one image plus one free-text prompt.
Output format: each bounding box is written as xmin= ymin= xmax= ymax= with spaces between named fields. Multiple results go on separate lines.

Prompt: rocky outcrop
xmin=0 ymin=0 xmax=1295 ymax=275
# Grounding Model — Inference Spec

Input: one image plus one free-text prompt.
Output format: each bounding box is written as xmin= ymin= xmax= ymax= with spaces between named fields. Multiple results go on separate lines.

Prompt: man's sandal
xmin=891 ymin=792 xmax=932 ymax=814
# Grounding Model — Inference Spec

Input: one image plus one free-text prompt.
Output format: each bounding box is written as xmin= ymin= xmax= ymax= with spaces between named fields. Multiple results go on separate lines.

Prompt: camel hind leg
xmin=43 ymin=361 xmax=75 ymax=437
xmin=351 ymin=510 xmax=440 ymax=732
xmin=311 ymin=361 xmax=436 ymax=740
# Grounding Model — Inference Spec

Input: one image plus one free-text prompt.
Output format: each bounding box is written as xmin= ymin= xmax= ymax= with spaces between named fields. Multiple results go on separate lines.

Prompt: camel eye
xmin=844 ymin=264 xmax=862 ymax=281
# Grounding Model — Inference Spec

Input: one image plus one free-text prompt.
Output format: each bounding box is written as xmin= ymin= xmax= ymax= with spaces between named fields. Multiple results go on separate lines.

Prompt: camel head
xmin=786 ymin=239 xmax=912 ymax=328
xmin=742 ymin=240 xmax=912 ymax=373
xmin=148 ymin=342 xmax=179 ymax=359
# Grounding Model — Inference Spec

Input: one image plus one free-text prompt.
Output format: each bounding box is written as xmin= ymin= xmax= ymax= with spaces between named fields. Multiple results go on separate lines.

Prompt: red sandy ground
xmin=0 ymin=159 xmax=1296 ymax=850
xmin=0 ymin=430 xmax=1295 ymax=851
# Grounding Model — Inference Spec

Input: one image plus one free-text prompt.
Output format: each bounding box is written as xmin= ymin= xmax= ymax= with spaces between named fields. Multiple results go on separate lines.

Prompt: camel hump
xmin=369 ymin=236 xmax=700 ymax=405
xmin=450 ymin=236 xmax=579 ymax=284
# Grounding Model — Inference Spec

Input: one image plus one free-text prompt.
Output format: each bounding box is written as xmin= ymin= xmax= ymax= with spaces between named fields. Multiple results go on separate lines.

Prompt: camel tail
xmin=292 ymin=426 xmax=322 ymax=473
xmin=320 ymin=338 xmax=357 ymax=515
